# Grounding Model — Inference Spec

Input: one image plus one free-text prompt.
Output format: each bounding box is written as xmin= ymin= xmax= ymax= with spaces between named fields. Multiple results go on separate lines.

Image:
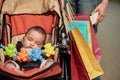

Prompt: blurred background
xmin=110 ymin=0 xmax=120 ymax=3
xmin=97 ymin=1 xmax=120 ymax=80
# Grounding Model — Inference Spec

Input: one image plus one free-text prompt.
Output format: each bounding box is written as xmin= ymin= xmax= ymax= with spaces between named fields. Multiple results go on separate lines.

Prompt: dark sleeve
xmin=16 ymin=41 xmax=23 ymax=52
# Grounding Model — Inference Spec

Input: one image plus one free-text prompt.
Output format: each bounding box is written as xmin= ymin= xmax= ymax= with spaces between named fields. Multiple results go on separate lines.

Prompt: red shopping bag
xmin=69 ymin=40 xmax=90 ymax=80
xmin=73 ymin=14 xmax=102 ymax=62
xmin=70 ymin=28 xmax=104 ymax=79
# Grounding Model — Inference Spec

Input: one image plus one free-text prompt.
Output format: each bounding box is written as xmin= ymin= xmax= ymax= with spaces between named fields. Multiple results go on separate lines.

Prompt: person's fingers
xmin=96 ymin=12 xmax=105 ymax=23
xmin=92 ymin=8 xmax=98 ymax=14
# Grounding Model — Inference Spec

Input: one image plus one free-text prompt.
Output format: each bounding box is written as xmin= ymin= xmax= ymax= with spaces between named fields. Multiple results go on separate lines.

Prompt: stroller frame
xmin=0 ymin=10 xmax=71 ymax=80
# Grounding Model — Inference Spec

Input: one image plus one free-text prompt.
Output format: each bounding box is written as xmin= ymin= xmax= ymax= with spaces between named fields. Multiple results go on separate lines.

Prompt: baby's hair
xmin=25 ymin=26 xmax=47 ymax=42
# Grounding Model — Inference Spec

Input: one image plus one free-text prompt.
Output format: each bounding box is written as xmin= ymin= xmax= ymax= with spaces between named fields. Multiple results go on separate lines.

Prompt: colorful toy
xmin=29 ymin=43 xmax=57 ymax=61
xmin=1 ymin=42 xmax=57 ymax=62
xmin=44 ymin=43 xmax=55 ymax=57
xmin=2 ymin=44 xmax=17 ymax=57
xmin=29 ymin=48 xmax=44 ymax=61
xmin=15 ymin=48 xmax=44 ymax=62
xmin=16 ymin=48 xmax=28 ymax=62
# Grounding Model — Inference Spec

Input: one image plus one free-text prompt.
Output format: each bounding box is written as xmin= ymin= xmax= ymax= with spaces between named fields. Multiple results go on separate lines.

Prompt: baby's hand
xmin=12 ymin=56 xmax=17 ymax=60
xmin=40 ymin=59 xmax=48 ymax=68
xmin=40 ymin=59 xmax=54 ymax=69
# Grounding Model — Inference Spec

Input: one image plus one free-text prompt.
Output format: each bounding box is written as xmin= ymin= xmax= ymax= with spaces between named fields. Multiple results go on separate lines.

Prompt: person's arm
xmin=92 ymin=0 xmax=109 ymax=24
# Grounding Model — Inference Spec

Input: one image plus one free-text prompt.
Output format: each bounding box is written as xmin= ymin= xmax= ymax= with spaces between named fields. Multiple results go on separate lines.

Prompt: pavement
xmin=96 ymin=2 xmax=120 ymax=80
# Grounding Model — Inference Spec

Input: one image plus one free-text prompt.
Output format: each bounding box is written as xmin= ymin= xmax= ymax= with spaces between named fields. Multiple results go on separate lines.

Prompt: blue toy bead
xmin=29 ymin=48 xmax=44 ymax=61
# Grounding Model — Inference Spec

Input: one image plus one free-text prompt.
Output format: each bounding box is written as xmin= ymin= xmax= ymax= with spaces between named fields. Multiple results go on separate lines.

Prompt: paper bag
xmin=70 ymin=28 xmax=104 ymax=79
xmin=68 ymin=20 xmax=92 ymax=50
xmin=69 ymin=40 xmax=90 ymax=80
xmin=73 ymin=14 xmax=102 ymax=62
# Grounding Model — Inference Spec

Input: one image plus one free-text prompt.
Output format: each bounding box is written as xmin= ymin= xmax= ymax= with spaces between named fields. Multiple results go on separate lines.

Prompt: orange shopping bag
xmin=70 ymin=28 xmax=104 ymax=79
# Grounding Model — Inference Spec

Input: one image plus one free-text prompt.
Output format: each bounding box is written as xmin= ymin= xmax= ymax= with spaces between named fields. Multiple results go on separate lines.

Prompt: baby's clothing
xmin=16 ymin=60 xmax=41 ymax=70
xmin=4 ymin=60 xmax=41 ymax=71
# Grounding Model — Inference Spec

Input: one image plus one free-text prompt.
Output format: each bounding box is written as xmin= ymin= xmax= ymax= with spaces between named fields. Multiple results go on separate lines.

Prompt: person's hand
xmin=92 ymin=0 xmax=109 ymax=24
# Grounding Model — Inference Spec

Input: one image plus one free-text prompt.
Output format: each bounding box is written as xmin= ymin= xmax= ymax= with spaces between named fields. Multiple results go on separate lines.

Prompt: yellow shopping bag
xmin=70 ymin=28 xmax=104 ymax=79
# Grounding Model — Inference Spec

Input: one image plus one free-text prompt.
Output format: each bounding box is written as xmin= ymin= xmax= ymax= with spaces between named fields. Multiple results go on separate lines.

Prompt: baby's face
xmin=22 ymin=30 xmax=45 ymax=49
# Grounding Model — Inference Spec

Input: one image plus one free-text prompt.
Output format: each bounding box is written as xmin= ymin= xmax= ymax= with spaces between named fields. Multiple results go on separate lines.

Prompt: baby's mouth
xmin=26 ymin=46 xmax=33 ymax=49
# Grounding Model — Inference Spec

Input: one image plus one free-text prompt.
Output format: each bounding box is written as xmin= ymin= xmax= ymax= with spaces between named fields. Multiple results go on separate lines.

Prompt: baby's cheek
xmin=33 ymin=45 xmax=42 ymax=49
xmin=23 ymin=42 xmax=29 ymax=47
xmin=38 ymin=45 xmax=43 ymax=48
xmin=34 ymin=45 xmax=39 ymax=48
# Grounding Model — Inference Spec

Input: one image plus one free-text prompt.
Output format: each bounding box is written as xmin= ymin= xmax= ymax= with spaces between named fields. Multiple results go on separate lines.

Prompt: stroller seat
xmin=0 ymin=11 xmax=62 ymax=80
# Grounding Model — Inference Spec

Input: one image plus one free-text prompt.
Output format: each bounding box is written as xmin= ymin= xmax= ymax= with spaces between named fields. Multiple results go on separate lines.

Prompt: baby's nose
xmin=30 ymin=41 xmax=35 ymax=46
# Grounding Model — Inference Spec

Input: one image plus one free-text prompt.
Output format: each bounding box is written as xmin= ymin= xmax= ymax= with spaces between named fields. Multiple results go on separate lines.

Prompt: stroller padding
xmin=0 ymin=62 xmax=61 ymax=79
xmin=2 ymin=12 xmax=59 ymax=45
xmin=5 ymin=14 xmax=55 ymax=36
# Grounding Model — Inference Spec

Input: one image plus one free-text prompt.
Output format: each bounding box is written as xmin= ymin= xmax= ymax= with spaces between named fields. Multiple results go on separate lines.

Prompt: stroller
xmin=0 ymin=0 xmax=71 ymax=80
xmin=0 ymin=0 xmax=104 ymax=80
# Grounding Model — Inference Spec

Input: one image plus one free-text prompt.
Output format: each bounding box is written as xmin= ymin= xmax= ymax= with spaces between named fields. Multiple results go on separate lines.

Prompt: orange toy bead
xmin=16 ymin=49 xmax=28 ymax=62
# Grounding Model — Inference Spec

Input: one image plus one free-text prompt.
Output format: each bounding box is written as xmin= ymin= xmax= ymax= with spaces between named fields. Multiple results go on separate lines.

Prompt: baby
xmin=4 ymin=26 xmax=54 ymax=73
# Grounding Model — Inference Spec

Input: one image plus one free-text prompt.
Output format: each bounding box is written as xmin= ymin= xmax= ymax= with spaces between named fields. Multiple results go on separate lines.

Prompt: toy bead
xmin=44 ymin=43 xmax=55 ymax=57
xmin=16 ymin=48 xmax=28 ymax=62
xmin=29 ymin=48 xmax=44 ymax=61
xmin=3 ymin=44 xmax=16 ymax=57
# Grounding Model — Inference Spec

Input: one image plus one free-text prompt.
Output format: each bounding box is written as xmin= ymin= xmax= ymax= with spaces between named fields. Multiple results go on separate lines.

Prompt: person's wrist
xmin=102 ymin=0 xmax=109 ymax=6
xmin=101 ymin=0 xmax=109 ymax=10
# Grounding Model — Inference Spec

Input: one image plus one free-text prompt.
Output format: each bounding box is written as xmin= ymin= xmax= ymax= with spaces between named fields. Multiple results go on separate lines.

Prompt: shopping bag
xmin=70 ymin=28 xmax=104 ymax=79
xmin=73 ymin=14 xmax=102 ymax=62
xmin=68 ymin=20 xmax=92 ymax=50
xmin=69 ymin=40 xmax=90 ymax=80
